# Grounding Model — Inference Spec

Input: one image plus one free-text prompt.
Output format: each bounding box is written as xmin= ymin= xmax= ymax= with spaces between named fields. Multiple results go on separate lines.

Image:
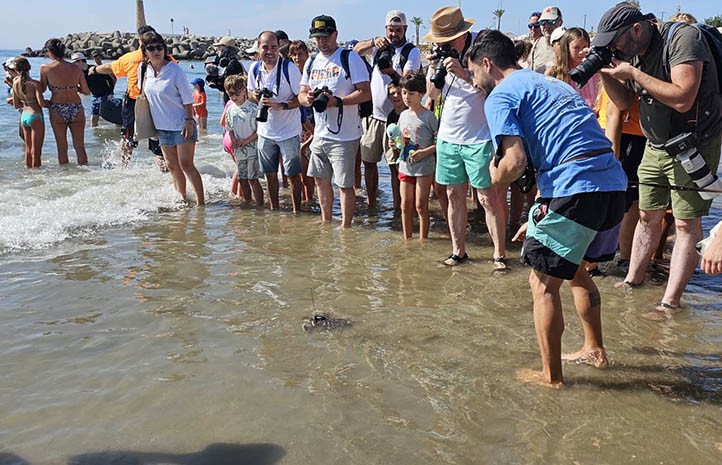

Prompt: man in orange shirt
xmin=91 ymin=25 xmax=165 ymax=165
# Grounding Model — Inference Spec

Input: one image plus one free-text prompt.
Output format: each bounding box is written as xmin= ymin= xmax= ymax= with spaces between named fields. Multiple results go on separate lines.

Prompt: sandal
xmin=443 ymin=253 xmax=468 ymax=266
xmin=615 ymin=279 xmax=643 ymax=290
xmin=641 ymin=302 xmax=680 ymax=321
xmin=493 ymin=257 xmax=509 ymax=271
xmin=587 ymin=267 xmax=606 ymax=278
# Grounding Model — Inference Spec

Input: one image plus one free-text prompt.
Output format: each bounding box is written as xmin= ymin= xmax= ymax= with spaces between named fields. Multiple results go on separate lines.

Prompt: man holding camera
xmin=207 ymin=37 xmax=246 ymax=103
xmin=467 ymin=30 xmax=627 ymax=385
xmin=248 ymin=31 xmax=304 ymax=213
xmin=424 ymin=6 xmax=507 ymax=268
xmin=354 ymin=10 xmax=422 ymax=209
xmin=299 ymin=15 xmax=371 ymax=228
xmin=596 ymin=3 xmax=722 ymax=318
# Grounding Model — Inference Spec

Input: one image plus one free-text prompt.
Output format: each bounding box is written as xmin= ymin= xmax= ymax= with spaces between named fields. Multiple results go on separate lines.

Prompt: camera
xmin=664 ymin=132 xmax=722 ymax=200
xmin=376 ymin=44 xmax=395 ymax=70
xmin=255 ymin=87 xmax=274 ymax=122
xmin=429 ymin=44 xmax=459 ymax=90
xmin=569 ymin=46 xmax=613 ymax=88
xmin=312 ymin=86 xmax=331 ymax=113
xmin=514 ymin=164 xmax=537 ymax=194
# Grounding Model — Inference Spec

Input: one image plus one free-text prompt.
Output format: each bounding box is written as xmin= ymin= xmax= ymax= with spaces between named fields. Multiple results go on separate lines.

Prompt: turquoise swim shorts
xmin=435 ymin=139 xmax=494 ymax=188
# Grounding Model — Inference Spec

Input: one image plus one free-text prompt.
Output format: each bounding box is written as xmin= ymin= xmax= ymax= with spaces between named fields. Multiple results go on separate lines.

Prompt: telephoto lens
xmin=664 ymin=132 xmax=722 ymax=200
xmin=255 ymin=88 xmax=274 ymax=122
xmin=376 ymin=46 xmax=395 ymax=69
xmin=569 ymin=46 xmax=613 ymax=88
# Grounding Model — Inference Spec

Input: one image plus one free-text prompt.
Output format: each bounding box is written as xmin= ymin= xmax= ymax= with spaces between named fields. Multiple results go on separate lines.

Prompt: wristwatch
xmin=281 ymin=102 xmax=289 ymax=110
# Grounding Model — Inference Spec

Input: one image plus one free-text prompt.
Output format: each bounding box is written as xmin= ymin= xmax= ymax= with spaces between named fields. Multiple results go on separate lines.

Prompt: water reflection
xmin=68 ymin=443 xmax=285 ymax=465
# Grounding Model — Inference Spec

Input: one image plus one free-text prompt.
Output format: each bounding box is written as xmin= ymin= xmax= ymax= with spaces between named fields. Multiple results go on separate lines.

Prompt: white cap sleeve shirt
xmin=301 ymin=48 xmax=369 ymax=142
xmin=370 ymin=41 xmax=422 ymax=121
xmin=138 ymin=61 xmax=194 ymax=131
xmin=247 ymin=59 xmax=303 ymax=141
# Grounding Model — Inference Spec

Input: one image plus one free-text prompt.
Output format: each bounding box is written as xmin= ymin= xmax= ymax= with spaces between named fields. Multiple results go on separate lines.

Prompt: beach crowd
xmin=4 ymin=2 xmax=722 ymax=386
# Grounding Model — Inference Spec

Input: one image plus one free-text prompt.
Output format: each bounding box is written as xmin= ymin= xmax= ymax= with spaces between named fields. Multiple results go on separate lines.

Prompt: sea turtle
xmin=301 ymin=314 xmax=352 ymax=332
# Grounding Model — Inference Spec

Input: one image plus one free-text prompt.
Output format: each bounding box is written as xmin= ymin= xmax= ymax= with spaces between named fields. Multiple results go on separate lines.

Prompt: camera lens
xmin=569 ymin=47 xmax=613 ymax=88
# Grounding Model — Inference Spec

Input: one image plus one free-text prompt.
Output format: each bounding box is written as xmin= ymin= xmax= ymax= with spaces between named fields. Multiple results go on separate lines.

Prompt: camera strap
xmin=325 ymin=97 xmax=343 ymax=135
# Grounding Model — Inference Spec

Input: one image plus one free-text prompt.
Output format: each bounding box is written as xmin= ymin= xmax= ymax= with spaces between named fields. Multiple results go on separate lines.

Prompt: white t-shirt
xmin=247 ymin=59 xmax=302 ymax=141
xmin=369 ymin=41 xmax=422 ymax=121
xmin=301 ymin=47 xmax=369 ymax=142
xmin=432 ymin=32 xmax=491 ymax=145
xmin=137 ymin=61 xmax=194 ymax=131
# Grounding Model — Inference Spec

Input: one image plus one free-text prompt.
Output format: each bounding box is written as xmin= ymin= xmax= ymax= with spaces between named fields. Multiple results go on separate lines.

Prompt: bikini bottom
xmin=50 ymin=102 xmax=83 ymax=124
xmin=21 ymin=112 xmax=43 ymax=127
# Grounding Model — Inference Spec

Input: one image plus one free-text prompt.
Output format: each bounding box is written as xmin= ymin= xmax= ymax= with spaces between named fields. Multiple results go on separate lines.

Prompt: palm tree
xmin=492 ymin=1 xmax=505 ymax=30
xmin=136 ymin=0 xmax=147 ymax=30
xmin=492 ymin=9 xmax=505 ymax=30
xmin=410 ymin=17 xmax=423 ymax=46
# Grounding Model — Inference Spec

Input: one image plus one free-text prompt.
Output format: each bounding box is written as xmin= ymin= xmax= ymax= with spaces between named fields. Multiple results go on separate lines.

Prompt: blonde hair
xmin=549 ymin=28 xmax=590 ymax=82
xmin=224 ymin=74 xmax=246 ymax=94
xmin=668 ymin=12 xmax=698 ymax=24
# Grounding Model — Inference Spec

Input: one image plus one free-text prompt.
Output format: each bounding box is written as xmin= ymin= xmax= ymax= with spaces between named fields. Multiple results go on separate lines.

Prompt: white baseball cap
xmin=385 ymin=10 xmax=407 ymax=26
xmin=550 ymin=27 xmax=567 ymax=43
xmin=4 ymin=58 xmax=16 ymax=69
xmin=70 ymin=52 xmax=88 ymax=62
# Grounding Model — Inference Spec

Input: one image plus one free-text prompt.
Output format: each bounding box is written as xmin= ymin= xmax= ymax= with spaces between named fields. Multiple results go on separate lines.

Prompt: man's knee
xmin=674 ymin=217 xmax=702 ymax=238
xmin=638 ymin=209 xmax=665 ymax=225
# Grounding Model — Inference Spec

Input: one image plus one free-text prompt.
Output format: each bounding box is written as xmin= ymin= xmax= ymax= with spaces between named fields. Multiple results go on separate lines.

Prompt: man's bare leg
xmin=288 ymin=173 xmax=303 ymax=213
xmin=659 ymin=217 xmax=702 ymax=307
xmin=476 ymin=185 xmax=507 ymax=260
xmin=563 ymin=261 xmax=608 ymax=368
xmin=363 ymin=161 xmax=378 ymax=208
xmin=265 ymin=173 xmax=280 ymax=210
xmin=446 ymin=183 xmax=468 ymax=257
xmin=316 ymin=178 xmax=334 ymax=224
xmin=528 ymin=269 xmax=566 ymax=385
xmin=619 ymin=208 xmax=666 ymax=286
xmin=339 ymin=186 xmax=355 ymax=228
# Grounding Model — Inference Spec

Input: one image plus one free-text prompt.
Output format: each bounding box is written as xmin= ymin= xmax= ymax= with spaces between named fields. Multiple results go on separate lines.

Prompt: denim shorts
xmin=257 ymin=135 xmax=302 ymax=176
xmin=157 ymin=126 xmax=198 ymax=147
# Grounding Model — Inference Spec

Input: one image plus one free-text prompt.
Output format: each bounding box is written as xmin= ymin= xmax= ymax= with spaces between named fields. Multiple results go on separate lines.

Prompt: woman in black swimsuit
xmin=39 ymin=38 xmax=90 ymax=165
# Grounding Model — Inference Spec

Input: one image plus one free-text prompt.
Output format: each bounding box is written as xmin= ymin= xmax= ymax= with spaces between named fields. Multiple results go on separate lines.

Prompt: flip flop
xmin=493 ymin=257 xmax=509 ymax=271
xmin=615 ymin=279 xmax=643 ymax=290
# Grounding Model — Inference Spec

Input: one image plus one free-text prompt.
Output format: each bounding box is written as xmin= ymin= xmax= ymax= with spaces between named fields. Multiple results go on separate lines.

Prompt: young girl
xmin=392 ymin=72 xmax=438 ymax=240
xmin=546 ymin=27 xmax=599 ymax=110
xmin=12 ymin=57 xmax=46 ymax=168
xmin=191 ymin=78 xmax=208 ymax=129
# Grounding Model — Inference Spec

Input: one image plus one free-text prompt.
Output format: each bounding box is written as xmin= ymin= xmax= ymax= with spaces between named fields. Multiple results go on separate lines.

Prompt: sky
xmin=0 ymin=1 xmax=718 ymax=50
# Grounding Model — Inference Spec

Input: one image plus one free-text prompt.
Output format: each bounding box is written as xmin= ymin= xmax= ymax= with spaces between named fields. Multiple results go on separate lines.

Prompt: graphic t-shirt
xmin=225 ymin=99 xmax=257 ymax=141
xmin=301 ymin=47 xmax=369 ymax=142
xmin=397 ymin=109 xmax=438 ymax=177
xmin=485 ymin=69 xmax=627 ymax=198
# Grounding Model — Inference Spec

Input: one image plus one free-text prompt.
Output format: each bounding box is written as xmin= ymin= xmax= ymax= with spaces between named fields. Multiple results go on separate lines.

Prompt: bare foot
xmin=615 ymin=280 xmax=643 ymax=290
xmin=641 ymin=302 xmax=680 ymax=321
xmin=562 ymin=349 xmax=609 ymax=368
xmin=515 ymin=368 xmax=565 ymax=389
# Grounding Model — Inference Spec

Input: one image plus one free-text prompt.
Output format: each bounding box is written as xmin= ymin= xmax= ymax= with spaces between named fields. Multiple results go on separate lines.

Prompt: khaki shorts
xmin=359 ymin=117 xmax=385 ymax=163
xmin=308 ymin=137 xmax=360 ymax=189
xmin=638 ymin=135 xmax=721 ymax=219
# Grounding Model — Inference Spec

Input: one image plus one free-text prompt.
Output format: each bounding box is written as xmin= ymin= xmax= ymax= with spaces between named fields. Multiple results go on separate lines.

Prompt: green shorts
xmin=638 ymin=135 xmax=721 ymax=219
xmin=435 ymin=139 xmax=494 ymax=188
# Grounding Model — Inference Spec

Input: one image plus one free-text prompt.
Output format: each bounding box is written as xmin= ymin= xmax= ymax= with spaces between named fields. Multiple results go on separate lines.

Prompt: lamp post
xmin=170 ymin=18 xmax=174 ymax=35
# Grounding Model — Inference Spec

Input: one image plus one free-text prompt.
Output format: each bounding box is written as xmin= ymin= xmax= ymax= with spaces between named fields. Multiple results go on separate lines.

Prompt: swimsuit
xmin=50 ymin=102 xmax=83 ymax=124
xmin=21 ymin=112 xmax=43 ymax=127
xmin=48 ymin=84 xmax=78 ymax=91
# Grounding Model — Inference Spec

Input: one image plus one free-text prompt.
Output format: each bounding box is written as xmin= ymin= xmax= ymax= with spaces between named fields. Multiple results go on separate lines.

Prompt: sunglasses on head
xmin=539 ymin=19 xmax=558 ymax=26
xmin=528 ymin=23 xmax=541 ymax=29
xmin=144 ymin=44 xmax=164 ymax=52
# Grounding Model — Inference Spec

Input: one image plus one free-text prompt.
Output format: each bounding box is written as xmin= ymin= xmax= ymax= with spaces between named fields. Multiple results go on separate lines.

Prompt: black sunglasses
xmin=144 ymin=44 xmax=164 ymax=52
xmin=528 ymin=23 xmax=541 ymax=29
xmin=539 ymin=19 xmax=558 ymax=26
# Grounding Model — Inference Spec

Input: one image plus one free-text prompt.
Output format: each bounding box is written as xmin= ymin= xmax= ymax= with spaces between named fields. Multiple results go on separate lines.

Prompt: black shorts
xmin=619 ymin=133 xmax=646 ymax=211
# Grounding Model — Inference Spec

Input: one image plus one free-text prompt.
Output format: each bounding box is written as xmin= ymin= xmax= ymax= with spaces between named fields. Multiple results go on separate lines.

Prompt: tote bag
xmin=135 ymin=62 xmax=157 ymax=140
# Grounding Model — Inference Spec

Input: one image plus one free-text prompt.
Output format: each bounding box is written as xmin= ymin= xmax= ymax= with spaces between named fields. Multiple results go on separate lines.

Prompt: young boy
xmin=223 ymin=75 xmax=264 ymax=207
xmin=393 ymin=72 xmax=438 ymax=240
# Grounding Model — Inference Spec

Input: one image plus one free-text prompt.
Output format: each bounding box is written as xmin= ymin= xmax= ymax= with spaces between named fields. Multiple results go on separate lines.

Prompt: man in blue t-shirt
xmin=467 ymin=30 xmax=627 ymax=387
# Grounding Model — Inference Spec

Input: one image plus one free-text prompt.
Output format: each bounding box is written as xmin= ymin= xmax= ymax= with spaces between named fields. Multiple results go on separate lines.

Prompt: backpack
xmin=306 ymin=49 xmax=373 ymax=117
xmin=251 ymin=58 xmax=295 ymax=96
xmin=662 ymin=22 xmax=722 ymax=92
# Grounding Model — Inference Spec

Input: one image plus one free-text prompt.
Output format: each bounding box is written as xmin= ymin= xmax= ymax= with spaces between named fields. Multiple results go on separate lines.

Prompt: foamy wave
xmin=0 ymin=151 xmax=233 ymax=255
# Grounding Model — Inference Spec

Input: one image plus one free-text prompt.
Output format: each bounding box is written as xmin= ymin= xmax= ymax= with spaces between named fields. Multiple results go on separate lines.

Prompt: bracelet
xmin=281 ymin=102 xmax=289 ymax=110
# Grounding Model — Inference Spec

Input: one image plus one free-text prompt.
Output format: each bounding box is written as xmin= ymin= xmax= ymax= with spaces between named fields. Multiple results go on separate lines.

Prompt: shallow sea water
xmin=1 ymin=52 xmax=721 ymax=465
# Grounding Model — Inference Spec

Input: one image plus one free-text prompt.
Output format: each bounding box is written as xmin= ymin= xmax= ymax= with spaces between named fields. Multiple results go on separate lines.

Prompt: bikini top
xmin=48 ymin=84 xmax=77 ymax=91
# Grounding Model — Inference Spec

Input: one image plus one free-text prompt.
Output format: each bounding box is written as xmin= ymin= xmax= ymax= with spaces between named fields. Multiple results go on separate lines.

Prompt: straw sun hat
xmin=423 ymin=6 xmax=475 ymax=43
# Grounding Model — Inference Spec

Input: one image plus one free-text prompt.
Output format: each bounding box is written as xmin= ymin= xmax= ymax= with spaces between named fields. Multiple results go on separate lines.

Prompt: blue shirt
xmin=485 ymin=69 xmax=627 ymax=198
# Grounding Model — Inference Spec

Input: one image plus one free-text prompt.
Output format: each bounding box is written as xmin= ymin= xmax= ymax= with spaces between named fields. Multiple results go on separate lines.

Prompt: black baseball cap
xmin=592 ymin=2 xmax=655 ymax=47
xmin=275 ymin=30 xmax=289 ymax=41
xmin=309 ymin=15 xmax=337 ymax=38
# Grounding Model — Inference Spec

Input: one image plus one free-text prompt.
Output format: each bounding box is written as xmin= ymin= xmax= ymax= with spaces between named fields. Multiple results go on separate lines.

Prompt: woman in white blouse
xmin=140 ymin=32 xmax=205 ymax=206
